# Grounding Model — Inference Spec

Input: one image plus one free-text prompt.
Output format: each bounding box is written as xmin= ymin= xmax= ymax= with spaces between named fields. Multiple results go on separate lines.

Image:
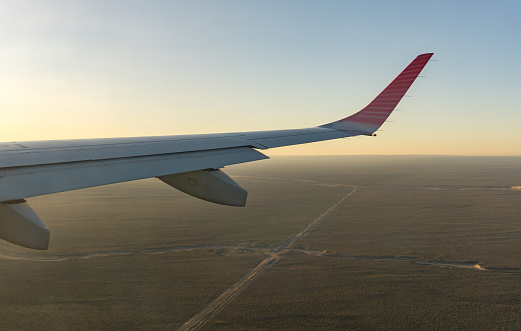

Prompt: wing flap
xmin=0 ymin=147 xmax=268 ymax=202
xmin=0 ymin=136 xmax=256 ymax=169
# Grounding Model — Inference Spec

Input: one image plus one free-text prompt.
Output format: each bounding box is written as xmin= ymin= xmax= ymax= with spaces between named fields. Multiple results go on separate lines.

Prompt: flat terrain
xmin=1 ymin=156 xmax=521 ymax=330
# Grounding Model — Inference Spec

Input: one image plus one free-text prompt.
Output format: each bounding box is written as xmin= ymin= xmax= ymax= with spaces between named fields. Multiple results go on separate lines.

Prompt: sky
xmin=0 ymin=0 xmax=520 ymax=155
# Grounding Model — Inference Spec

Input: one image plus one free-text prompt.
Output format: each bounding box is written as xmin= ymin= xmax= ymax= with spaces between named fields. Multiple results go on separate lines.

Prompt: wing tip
xmin=323 ymin=52 xmax=434 ymax=134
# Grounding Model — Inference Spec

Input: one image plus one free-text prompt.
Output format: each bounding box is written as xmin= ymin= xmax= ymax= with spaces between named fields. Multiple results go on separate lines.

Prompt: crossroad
xmin=174 ymin=180 xmax=358 ymax=331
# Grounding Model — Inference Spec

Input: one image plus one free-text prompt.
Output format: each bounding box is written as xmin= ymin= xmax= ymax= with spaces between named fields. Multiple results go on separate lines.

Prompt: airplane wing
xmin=0 ymin=53 xmax=433 ymax=250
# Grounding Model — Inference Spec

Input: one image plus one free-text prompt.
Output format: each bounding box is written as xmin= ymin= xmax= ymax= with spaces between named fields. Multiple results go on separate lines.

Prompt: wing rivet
xmin=188 ymin=178 xmax=197 ymax=186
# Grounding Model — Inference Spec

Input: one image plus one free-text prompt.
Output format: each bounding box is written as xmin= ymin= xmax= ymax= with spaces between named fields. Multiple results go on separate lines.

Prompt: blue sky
xmin=1 ymin=0 xmax=520 ymax=155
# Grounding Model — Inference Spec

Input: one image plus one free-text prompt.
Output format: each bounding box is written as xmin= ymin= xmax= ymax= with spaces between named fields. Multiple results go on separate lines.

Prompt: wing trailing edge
xmin=0 ymin=53 xmax=433 ymax=249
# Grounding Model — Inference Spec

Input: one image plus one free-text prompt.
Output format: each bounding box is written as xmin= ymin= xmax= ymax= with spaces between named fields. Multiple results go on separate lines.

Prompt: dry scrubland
xmin=302 ymin=187 xmax=521 ymax=266
xmin=0 ymin=251 xmax=261 ymax=330
xmin=1 ymin=156 xmax=521 ymax=329
xmin=207 ymin=256 xmax=521 ymax=330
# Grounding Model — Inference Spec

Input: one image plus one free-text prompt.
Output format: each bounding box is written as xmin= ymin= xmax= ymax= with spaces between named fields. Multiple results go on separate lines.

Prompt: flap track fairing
xmin=158 ymin=169 xmax=247 ymax=207
xmin=0 ymin=200 xmax=50 ymax=250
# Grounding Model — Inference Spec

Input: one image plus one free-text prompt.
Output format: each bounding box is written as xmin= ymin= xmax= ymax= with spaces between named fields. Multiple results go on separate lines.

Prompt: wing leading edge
xmin=0 ymin=53 xmax=433 ymax=249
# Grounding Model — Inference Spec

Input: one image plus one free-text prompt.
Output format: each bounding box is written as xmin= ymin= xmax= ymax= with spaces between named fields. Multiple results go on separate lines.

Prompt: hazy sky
xmin=1 ymin=1 xmax=520 ymax=155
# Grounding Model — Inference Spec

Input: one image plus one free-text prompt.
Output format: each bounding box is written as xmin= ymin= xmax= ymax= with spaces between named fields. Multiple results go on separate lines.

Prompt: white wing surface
xmin=0 ymin=53 xmax=433 ymax=249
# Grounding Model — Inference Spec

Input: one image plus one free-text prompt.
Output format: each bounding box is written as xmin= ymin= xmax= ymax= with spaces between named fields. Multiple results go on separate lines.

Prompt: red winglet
xmin=322 ymin=53 xmax=433 ymax=133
